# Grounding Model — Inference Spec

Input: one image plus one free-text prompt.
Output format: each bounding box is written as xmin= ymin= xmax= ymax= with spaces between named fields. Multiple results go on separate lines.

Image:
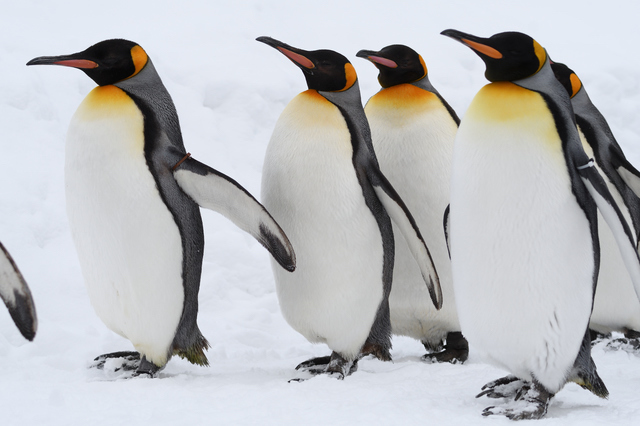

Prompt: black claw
xmin=93 ymin=351 xmax=140 ymax=362
xmin=295 ymin=355 xmax=332 ymax=370
xmin=482 ymin=407 xmax=495 ymax=416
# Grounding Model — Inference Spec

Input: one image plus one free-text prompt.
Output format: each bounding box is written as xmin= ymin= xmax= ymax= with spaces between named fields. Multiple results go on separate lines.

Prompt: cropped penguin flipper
xmin=369 ymin=170 xmax=442 ymax=309
xmin=611 ymin=147 xmax=640 ymax=199
xmin=174 ymin=157 xmax=296 ymax=272
xmin=578 ymin=160 xmax=640 ymax=300
xmin=443 ymin=204 xmax=451 ymax=259
xmin=0 ymin=242 xmax=37 ymax=341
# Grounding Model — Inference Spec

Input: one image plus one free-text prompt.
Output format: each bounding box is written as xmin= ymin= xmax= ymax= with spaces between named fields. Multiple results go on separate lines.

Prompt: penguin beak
xmin=440 ymin=29 xmax=503 ymax=59
xmin=356 ymin=50 xmax=398 ymax=69
xmin=27 ymin=53 xmax=98 ymax=69
xmin=256 ymin=36 xmax=315 ymax=73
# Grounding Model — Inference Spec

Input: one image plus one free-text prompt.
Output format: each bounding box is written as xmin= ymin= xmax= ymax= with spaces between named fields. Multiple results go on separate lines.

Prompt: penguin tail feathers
xmin=571 ymin=372 xmax=609 ymax=399
xmin=174 ymin=334 xmax=211 ymax=367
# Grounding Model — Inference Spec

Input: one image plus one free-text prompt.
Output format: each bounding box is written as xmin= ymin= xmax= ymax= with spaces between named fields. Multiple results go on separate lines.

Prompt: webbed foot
xmin=604 ymin=331 xmax=640 ymax=354
xmin=422 ymin=332 xmax=468 ymax=364
xmin=90 ymin=351 xmax=162 ymax=378
xmin=91 ymin=351 xmax=141 ymax=372
xmin=290 ymin=352 xmax=357 ymax=382
xmin=482 ymin=381 xmax=552 ymax=420
xmin=476 ymin=375 xmax=527 ymax=399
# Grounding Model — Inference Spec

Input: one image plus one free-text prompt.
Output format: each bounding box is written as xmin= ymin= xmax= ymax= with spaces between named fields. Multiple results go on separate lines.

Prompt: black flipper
xmin=368 ymin=168 xmax=443 ymax=309
xmin=174 ymin=157 xmax=296 ymax=272
xmin=0 ymin=241 xmax=37 ymax=341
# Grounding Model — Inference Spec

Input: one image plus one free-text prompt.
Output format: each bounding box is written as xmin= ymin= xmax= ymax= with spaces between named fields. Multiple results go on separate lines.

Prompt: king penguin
xmin=257 ymin=36 xmax=442 ymax=378
xmin=355 ymin=44 xmax=467 ymax=363
xmin=0 ymin=241 xmax=37 ymax=341
xmin=442 ymin=29 xmax=640 ymax=419
xmin=27 ymin=39 xmax=295 ymax=377
xmin=551 ymin=62 xmax=640 ymax=342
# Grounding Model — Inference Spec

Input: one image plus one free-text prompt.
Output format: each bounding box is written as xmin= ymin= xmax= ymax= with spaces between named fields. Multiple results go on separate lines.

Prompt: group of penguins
xmin=1 ymin=28 xmax=639 ymax=420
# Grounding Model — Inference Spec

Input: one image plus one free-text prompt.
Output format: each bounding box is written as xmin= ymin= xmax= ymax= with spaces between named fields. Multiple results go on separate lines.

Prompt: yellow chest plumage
xmin=366 ymin=84 xmax=442 ymax=123
xmin=466 ymin=82 xmax=559 ymax=148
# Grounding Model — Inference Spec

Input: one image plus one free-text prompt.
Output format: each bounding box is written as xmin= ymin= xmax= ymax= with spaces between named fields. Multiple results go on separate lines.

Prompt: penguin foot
xmin=604 ymin=336 xmax=640 ymax=354
xmin=589 ymin=329 xmax=609 ymax=345
xmin=481 ymin=381 xmax=552 ymax=420
xmin=131 ymin=356 xmax=163 ymax=378
xmin=422 ymin=332 xmax=469 ymax=364
xmin=421 ymin=348 xmax=467 ymax=364
xmin=325 ymin=352 xmax=358 ymax=379
xmin=476 ymin=375 xmax=527 ymax=399
xmin=624 ymin=329 xmax=640 ymax=339
xmin=290 ymin=352 xmax=357 ymax=381
xmin=90 ymin=351 xmax=141 ymax=372
xmin=295 ymin=355 xmax=332 ymax=371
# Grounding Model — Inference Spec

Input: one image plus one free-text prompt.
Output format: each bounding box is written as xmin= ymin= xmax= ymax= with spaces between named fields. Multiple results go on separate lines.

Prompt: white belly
xmin=580 ymin=136 xmax=640 ymax=333
xmin=262 ymin=90 xmax=383 ymax=360
xmin=450 ymin=83 xmax=594 ymax=393
xmin=365 ymin=85 xmax=459 ymax=344
xmin=65 ymin=86 xmax=184 ymax=366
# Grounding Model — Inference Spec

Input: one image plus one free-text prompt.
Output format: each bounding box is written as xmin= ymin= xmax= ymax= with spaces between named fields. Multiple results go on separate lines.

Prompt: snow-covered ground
xmin=2 ymin=1 xmax=640 ymax=424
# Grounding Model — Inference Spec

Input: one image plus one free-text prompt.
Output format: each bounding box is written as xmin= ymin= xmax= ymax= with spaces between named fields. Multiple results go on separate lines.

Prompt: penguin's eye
xmin=319 ymin=60 xmax=334 ymax=67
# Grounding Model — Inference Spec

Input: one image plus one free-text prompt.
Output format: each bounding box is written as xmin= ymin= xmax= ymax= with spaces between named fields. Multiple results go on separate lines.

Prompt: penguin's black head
xmin=356 ymin=44 xmax=427 ymax=88
xmin=441 ymin=29 xmax=547 ymax=82
xmin=27 ymin=39 xmax=149 ymax=86
xmin=257 ymin=36 xmax=357 ymax=92
xmin=550 ymin=61 xmax=583 ymax=99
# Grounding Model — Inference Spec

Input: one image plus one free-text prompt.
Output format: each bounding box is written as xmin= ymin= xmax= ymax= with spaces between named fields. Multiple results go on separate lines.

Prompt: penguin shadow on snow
xmin=27 ymin=39 xmax=296 ymax=379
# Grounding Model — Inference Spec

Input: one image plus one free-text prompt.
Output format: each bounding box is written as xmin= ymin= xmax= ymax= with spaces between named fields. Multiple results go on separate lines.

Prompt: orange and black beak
xmin=440 ymin=29 xmax=503 ymax=60
xmin=441 ymin=29 xmax=546 ymax=83
xmin=27 ymin=53 xmax=98 ymax=69
xmin=356 ymin=50 xmax=398 ymax=69
xmin=256 ymin=36 xmax=316 ymax=74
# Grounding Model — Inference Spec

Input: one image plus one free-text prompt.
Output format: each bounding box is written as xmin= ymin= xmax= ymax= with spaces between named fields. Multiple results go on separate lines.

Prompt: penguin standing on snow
xmin=442 ymin=29 xmax=640 ymax=419
xmin=0 ymin=242 xmax=37 ymax=341
xmin=551 ymin=62 xmax=640 ymax=343
xmin=27 ymin=39 xmax=295 ymax=377
xmin=356 ymin=44 xmax=467 ymax=363
xmin=257 ymin=36 xmax=442 ymax=379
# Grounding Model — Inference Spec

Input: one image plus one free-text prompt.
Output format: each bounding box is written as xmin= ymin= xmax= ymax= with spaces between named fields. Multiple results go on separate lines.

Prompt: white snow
xmin=1 ymin=1 xmax=640 ymax=424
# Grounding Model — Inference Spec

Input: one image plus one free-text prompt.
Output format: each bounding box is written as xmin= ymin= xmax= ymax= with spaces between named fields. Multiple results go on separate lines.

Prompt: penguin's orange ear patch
xmin=418 ymin=55 xmax=428 ymax=79
xmin=277 ymin=47 xmax=315 ymax=69
xmin=338 ymin=63 xmax=357 ymax=92
xmin=533 ymin=40 xmax=546 ymax=74
xmin=368 ymin=55 xmax=397 ymax=68
xmin=130 ymin=45 xmax=148 ymax=78
xmin=569 ymin=73 xmax=582 ymax=98
xmin=53 ymin=59 xmax=98 ymax=69
xmin=462 ymin=39 xmax=503 ymax=59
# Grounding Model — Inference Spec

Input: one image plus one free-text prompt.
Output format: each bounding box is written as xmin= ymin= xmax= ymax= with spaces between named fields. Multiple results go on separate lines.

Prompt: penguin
xmin=0 ymin=241 xmax=37 ymax=341
xmin=441 ymin=29 xmax=640 ymax=419
xmin=257 ymin=36 xmax=442 ymax=378
xmin=355 ymin=44 xmax=467 ymax=363
xmin=27 ymin=39 xmax=295 ymax=377
xmin=551 ymin=62 xmax=640 ymax=343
